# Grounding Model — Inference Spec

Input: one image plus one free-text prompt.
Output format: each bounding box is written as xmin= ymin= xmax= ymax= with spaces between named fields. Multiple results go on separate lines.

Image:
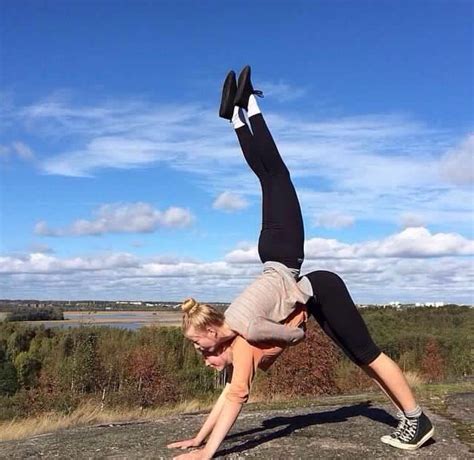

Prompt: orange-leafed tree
xmin=126 ymin=345 xmax=179 ymax=407
xmin=421 ymin=337 xmax=445 ymax=383
xmin=254 ymin=321 xmax=341 ymax=398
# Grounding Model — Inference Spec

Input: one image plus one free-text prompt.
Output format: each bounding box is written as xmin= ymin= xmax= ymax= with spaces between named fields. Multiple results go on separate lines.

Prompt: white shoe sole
xmin=385 ymin=427 xmax=435 ymax=450
xmin=380 ymin=434 xmax=397 ymax=445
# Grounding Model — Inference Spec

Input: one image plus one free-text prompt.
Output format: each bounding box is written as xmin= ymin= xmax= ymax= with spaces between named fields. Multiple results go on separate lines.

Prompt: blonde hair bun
xmin=181 ymin=297 xmax=199 ymax=314
xmin=181 ymin=298 xmax=225 ymax=332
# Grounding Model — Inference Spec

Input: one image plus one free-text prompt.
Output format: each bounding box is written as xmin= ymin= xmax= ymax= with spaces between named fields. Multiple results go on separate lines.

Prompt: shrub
xmin=253 ymin=322 xmax=341 ymax=398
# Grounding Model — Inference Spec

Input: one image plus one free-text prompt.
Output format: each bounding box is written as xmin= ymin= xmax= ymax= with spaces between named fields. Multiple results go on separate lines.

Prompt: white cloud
xmin=225 ymin=227 xmax=474 ymax=261
xmin=304 ymin=227 xmax=474 ymax=259
xmin=34 ymin=202 xmax=194 ymax=237
xmin=440 ymin=133 xmax=474 ymax=185
xmin=5 ymin=94 xmax=474 ymax=234
xmin=0 ymin=252 xmax=140 ymax=274
xmin=224 ymin=245 xmax=259 ymax=264
xmin=314 ymin=212 xmax=355 ymax=229
xmin=0 ymin=232 xmax=472 ymax=303
xmin=361 ymin=227 xmax=473 ymax=258
xmin=213 ymin=191 xmax=249 ymax=212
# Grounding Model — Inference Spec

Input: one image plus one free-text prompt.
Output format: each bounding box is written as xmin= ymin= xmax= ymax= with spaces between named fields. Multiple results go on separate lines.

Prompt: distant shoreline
xmin=0 ymin=310 xmax=183 ymax=328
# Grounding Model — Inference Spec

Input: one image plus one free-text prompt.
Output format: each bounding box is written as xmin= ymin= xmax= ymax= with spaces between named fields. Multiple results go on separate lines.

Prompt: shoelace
xmin=398 ymin=417 xmax=418 ymax=442
xmin=391 ymin=417 xmax=408 ymax=438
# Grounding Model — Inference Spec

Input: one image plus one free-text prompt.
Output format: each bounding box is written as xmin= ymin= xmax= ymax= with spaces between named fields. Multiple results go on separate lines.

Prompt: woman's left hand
xmin=172 ymin=448 xmax=211 ymax=460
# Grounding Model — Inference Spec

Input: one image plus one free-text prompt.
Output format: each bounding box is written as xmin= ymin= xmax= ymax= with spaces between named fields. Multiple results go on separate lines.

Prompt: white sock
xmin=231 ymin=106 xmax=246 ymax=129
xmin=404 ymin=405 xmax=422 ymax=418
xmin=247 ymin=94 xmax=261 ymax=118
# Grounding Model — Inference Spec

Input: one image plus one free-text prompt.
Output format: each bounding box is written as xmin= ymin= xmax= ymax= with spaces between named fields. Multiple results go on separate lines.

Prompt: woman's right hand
xmin=167 ymin=438 xmax=201 ymax=449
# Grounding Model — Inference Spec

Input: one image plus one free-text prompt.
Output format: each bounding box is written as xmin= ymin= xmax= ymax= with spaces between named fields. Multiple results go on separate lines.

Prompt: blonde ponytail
xmin=181 ymin=297 xmax=225 ymax=332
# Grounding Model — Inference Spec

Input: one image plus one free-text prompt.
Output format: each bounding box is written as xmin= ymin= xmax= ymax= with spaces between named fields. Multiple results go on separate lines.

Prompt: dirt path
xmin=1 ymin=395 xmax=472 ymax=459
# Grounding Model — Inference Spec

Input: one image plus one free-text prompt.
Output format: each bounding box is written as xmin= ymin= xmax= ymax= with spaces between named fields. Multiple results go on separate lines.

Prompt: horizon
xmin=1 ymin=298 xmax=471 ymax=307
xmin=1 ymin=1 xmax=473 ymax=303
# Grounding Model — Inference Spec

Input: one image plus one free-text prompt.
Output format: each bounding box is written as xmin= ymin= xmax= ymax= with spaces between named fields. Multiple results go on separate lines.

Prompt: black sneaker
xmin=385 ymin=412 xmax=434 ymax=450
xmin=234 ymin=65 xmax=263 ymax=110
xmin=219 ymin=70 xmax=237 ymax=120
xmin=380 ymin=413 xmax=407 ymax=445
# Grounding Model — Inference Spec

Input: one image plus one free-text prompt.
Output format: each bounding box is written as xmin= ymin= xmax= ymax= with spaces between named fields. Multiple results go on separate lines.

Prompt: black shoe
xmin=380 ymin=413 xmax=407 ymax=445
xmin=385 ymin=412 xmax=434 ymax=450
xmin=219 ymin=70 xmax=237 ymax=120
xmin=234 ymin=65 xmax=263 ymax=110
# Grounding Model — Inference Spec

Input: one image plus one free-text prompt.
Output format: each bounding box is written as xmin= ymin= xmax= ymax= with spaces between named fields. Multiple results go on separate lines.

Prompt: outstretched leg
xmin=233 ymin=97 xmax=304 ymax=271
xmin=305 ymin=270 xmax=434 ymax=449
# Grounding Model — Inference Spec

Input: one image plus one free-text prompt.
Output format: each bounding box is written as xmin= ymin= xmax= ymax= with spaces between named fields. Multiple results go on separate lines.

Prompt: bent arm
xmin=247 ymin=317 xmax=305 ymax=344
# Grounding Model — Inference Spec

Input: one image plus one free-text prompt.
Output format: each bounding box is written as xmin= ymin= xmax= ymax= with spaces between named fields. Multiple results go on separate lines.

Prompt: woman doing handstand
xmin=167 ymin=66 xmax=434 ymax=459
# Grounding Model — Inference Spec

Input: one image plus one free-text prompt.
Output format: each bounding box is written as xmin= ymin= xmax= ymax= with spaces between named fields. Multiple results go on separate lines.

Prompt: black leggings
xmin=235 ymin=113 xmax=381 ymax=366
xmin=235 ymin=113 xmax=304 ymax=270
xmin=305 ymin=271 xmax=381 ymax=366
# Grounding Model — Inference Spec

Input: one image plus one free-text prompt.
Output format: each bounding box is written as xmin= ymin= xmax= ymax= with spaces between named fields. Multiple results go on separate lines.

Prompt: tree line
xmin=5 ymin=307 xmax=64 ymax=322
xmin=0 ymin=306 xmax=471 ymax=420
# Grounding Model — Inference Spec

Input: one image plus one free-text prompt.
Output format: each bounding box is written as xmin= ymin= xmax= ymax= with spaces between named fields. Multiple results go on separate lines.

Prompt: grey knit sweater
xmin=224 ymin=261 xmax=314 ymax=344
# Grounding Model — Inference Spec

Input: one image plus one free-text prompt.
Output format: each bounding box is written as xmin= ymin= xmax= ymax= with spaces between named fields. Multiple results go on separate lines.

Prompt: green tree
xmin=0 ymin=361 xmax=18 ymax=395
xmin=0 ymin=339 xmax=18 ymax=396
xmin=14 ymin=352 xmax=42 ymax=388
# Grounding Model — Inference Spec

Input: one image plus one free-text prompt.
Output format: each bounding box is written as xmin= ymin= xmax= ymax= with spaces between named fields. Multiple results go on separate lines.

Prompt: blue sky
xmin=1 ymin=0 xmax=473 ymax=303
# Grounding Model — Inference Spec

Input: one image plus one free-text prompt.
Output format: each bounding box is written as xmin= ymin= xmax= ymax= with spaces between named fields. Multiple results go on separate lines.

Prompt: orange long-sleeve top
xmin=225 ymin=303 xmax=308 ymax=404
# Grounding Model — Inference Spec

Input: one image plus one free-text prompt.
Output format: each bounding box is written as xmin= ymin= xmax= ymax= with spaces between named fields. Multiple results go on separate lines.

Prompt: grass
xmin=0 ymin=398 xmax=215 ymax=442
xmin=1 ymin=381 xmax=471 ymax=443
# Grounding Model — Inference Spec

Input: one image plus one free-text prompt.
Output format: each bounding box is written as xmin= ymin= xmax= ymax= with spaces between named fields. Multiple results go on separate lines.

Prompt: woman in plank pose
xmin=167 ymin=66 xmax=434 ymax=459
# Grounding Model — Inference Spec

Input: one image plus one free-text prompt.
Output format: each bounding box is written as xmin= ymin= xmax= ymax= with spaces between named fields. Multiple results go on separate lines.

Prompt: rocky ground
xmin=1 ymin=393 xmax=472 ymax=459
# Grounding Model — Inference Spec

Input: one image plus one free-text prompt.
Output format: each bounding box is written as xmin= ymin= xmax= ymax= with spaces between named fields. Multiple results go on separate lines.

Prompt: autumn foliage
xmin=125 ymin=345 xmax=180 ymax=407
xmin=254 ymin=322 xmax=341 ymax=397
xmin=421 ymin=337 xmax=445 ymax=383
xmin=0 ymin=305 xmax=472 ymax=421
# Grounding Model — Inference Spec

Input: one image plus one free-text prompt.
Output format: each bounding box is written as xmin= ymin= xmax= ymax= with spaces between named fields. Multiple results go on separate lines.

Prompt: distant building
xmin=415 ymin=301 xmax=445 ymax=307
xmin=425 ymin=302 xmax=444 ymax=307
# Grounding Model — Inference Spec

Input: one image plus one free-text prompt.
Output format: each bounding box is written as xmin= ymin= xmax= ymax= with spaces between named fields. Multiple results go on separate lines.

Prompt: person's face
xmin=185 ymin=325 xmax=220 ymax=352
xmin=202 ymin=346 xmax=232 ymax=371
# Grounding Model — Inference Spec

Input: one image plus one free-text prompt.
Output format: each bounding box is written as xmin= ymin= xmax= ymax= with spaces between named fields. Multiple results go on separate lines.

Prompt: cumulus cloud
xmin=440 ymin=134 xmax=474 ymax=185
xmin=314 ymin=212 xmax=355 ymax=229
xmin=227 ymin=227 xmax=474 ymax=261
xmin=0 ymin=239 xmax=472 ymax=303
xmin=305 ymin=227 xmax=473 ymax=259
xmin=224 ymin=245 xmax=259 ymax=264
xmin=34 ymin=202 xmax=194 ymax=237
xmin=0 ymin=252 xmax=140 ymax=274
xmin=213 ymin=191 xmax=249 ymax=212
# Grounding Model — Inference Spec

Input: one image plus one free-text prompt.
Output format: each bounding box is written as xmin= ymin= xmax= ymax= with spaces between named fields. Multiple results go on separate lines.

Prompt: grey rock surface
xmin=1 ymin=397 xmax=472 ymax=459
